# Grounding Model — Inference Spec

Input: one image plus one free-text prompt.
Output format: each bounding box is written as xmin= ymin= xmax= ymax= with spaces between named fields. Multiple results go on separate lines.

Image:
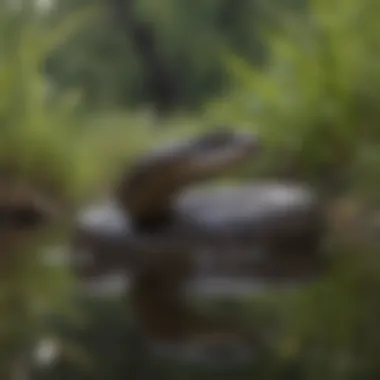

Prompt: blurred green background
xmin=1 ymin=0 xmax=380 ymax=379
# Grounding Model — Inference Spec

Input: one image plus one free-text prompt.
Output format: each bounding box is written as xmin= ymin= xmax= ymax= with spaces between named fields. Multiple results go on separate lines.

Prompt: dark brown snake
xmin=73 ymin=127 xmax=328 ymax=365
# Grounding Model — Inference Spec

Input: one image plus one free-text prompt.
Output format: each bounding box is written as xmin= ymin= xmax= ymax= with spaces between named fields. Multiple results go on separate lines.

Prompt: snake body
xmin=73 ymin=128 xmax=327 ymax=365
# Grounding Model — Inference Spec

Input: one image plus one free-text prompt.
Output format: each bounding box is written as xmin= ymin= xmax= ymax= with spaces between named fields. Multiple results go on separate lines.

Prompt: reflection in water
xmin=39 ymin=181 xmax=326 ymax=368
xmin=43 ymin=244 xmax=310 ymax=299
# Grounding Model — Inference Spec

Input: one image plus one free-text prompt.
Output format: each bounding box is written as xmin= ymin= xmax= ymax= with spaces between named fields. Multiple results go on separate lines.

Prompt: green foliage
xmin=0 ymin=4 xmax=105 ymax=203
xmin=0 ymin=4 xmax=117 ymax=377
xmin=206 ymin=0 xmax=380 ymax=193
xmin=199 ymin=0 xmax=380 ymax=377
xmin=45 ymin=0 xmax=304 ymax=111
xmin=1 ymin=0 xmax=379 ymax=379
xmin=43 ymin=0 xmax=380 ymax=377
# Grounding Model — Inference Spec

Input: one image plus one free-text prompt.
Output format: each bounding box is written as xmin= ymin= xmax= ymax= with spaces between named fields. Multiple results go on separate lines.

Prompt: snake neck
xmin=117 ymin=129 xmax=260 ymax=231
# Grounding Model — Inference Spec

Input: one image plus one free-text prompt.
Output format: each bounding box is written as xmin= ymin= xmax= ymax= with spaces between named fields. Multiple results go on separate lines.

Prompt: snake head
xmin=118 ymin=127 xmax=261 ymax=227
xmin=182 ymin=126 xmax=261 ymax=178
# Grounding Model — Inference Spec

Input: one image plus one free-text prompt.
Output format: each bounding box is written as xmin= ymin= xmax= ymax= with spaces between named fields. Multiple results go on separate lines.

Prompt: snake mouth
xmin=117 ymin=128 xmax=261 ymax=228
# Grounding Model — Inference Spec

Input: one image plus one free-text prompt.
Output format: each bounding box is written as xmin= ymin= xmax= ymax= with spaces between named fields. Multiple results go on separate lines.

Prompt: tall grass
xmin=205 ymin=0 xmax=380 ymax=195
